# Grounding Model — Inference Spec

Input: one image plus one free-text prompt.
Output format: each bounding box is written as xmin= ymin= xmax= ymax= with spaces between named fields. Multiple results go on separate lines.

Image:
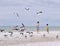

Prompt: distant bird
xmin=25 ymin=8 xmax=29 ymax=11
xmin=25 ymin=35 xmax=27 ymax=38
xmin=20 ymin=23 xmax=25 ymax=32
xmin=31 ymin=32 xmax=33 ymax=34
xmin=14 ymin=12 xmax=19 ymax=17
xmin=37 ymin=11 xmax=43 ymax=14
xmin=26 ymin=32 xmax=30 ymax=34
xmin=0 ymin=29 xmax=4 ymax=32
xmin=20 ymin=29 xmax=24 ymax=32
xmin=22 ymin=23 xmax=25 ymax=27
xmin=13 ymin=26 xmax=19 ymax=31
xmin=20 ymin=32 xmax=23 ymax=35
xmin=56 ymin=35 xmax=59 ymax=39
xmin=8 ymin=31 xmax=13 ymax=36
xmin=16 ymin=13 xmax=19 ymax=17
xmin=26 ymin=32 xmax=33 ymax=34
xmin=4 ymin=34 xmax=8 ymax=37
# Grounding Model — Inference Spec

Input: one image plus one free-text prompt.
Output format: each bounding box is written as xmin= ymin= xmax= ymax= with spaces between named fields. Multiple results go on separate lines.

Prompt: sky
xmin=0 ymin=0 xmax=60 ymax=26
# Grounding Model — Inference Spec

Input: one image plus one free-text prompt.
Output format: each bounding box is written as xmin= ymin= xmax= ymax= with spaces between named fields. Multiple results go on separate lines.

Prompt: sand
xmin=0 ymin=31 xmax=60 ymax=46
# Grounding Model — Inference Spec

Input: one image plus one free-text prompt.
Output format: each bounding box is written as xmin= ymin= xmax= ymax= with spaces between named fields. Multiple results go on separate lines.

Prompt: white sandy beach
xmin=4 ymin=41 xmax=60 ymax=46
xmin=0 ymin=31 xmax=60 ymax=46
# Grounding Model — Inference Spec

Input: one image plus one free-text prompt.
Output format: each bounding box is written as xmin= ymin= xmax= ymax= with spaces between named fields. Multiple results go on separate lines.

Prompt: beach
xmin=0 ymin=31 xmax=60 ymax=46
xmin=0 ymin=0 xmax=60 ymax=46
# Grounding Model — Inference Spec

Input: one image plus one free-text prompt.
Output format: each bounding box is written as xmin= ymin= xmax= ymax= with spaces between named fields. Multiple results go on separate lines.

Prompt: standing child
xmin=36 ymin=21 xmax=40 ymax=33
xmin=46 ymin=24 xmax=49 ymax=34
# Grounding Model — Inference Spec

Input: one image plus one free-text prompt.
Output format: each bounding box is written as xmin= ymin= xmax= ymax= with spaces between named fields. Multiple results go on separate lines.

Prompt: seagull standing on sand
xmin=0 ymin=29 xmax=4 ymax=32
xmin=8 ymin=31 xmax=13 ymax=36
xmin=4 ymin=34 xmax=8 ymax=37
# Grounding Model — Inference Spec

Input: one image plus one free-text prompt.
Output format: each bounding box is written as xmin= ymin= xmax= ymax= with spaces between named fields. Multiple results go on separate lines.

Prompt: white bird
xmin=37 ymin=11 xmax=43 ymax=14
xmin=25 ymin=8 xmax=29 ymax=11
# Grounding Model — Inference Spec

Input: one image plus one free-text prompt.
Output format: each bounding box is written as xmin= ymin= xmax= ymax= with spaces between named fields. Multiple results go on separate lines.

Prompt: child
xmin=46 ymin=24 xmax=49 ymax=34
xmin=36 ymin=21 xmax=39 ymax=33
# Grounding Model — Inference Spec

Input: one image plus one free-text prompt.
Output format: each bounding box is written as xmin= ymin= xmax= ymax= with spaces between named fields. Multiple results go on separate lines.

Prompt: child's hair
xmin=37 ymin=21 xmax=39 ymax=23
xmin=46 ymin=24 xmax=48 ymax=26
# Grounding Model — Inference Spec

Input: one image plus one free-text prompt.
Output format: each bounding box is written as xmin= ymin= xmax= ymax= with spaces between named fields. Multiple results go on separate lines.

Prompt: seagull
xmin=4 ymin=34 xmax=8 ymax=37
xmin=25 ymin=35 xmax=27 ymax=39
xmin=22 ymin=23 xmax=25 ymax=27
xmin=25 ymin=8 xmax=29 ymax=11
xmin=37 ymin=11 xmax=43 ymax=14
xmin=14 ymin=12 xmax=19 ymax=17
xmin=20 ymin=32 xmax=23 ymax=35
xmin=26 ymin=32 xmax=30 ymax=34
xmin=0 ymin=29 xmax=4 ymax=32
xmin=8 ymin=31 xmax=13 ymax=36
xmin=13 ymin=26 xmax=19 ymax=31
xmin=16 ymin=13 xmax=19 ymax=17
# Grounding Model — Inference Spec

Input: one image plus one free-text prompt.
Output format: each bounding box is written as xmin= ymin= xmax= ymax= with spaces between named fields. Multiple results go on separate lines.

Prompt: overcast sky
xmin=0 ymin=0 xmax=60 ymax=26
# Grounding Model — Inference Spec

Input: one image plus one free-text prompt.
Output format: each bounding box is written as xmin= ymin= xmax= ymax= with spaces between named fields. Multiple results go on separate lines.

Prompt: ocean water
xmin=25 ymin=26 xmax=60 ymax=31
xmin=0 ymin=26 xmax=60 ymax=32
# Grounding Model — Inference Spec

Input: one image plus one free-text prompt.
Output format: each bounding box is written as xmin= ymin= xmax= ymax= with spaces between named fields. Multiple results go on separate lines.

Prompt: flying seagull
xmin=16 ymin=13 xmax=19 ymax=17
xmin=14 ymin=12 xmax=19 ymax=17
xmin=22 ymin=23 xmax=25 ymax=27
xmin=25 ymin=8 xmax=29 ymax=11
xmin=37 ymin=11 xmax=43 ymax=14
